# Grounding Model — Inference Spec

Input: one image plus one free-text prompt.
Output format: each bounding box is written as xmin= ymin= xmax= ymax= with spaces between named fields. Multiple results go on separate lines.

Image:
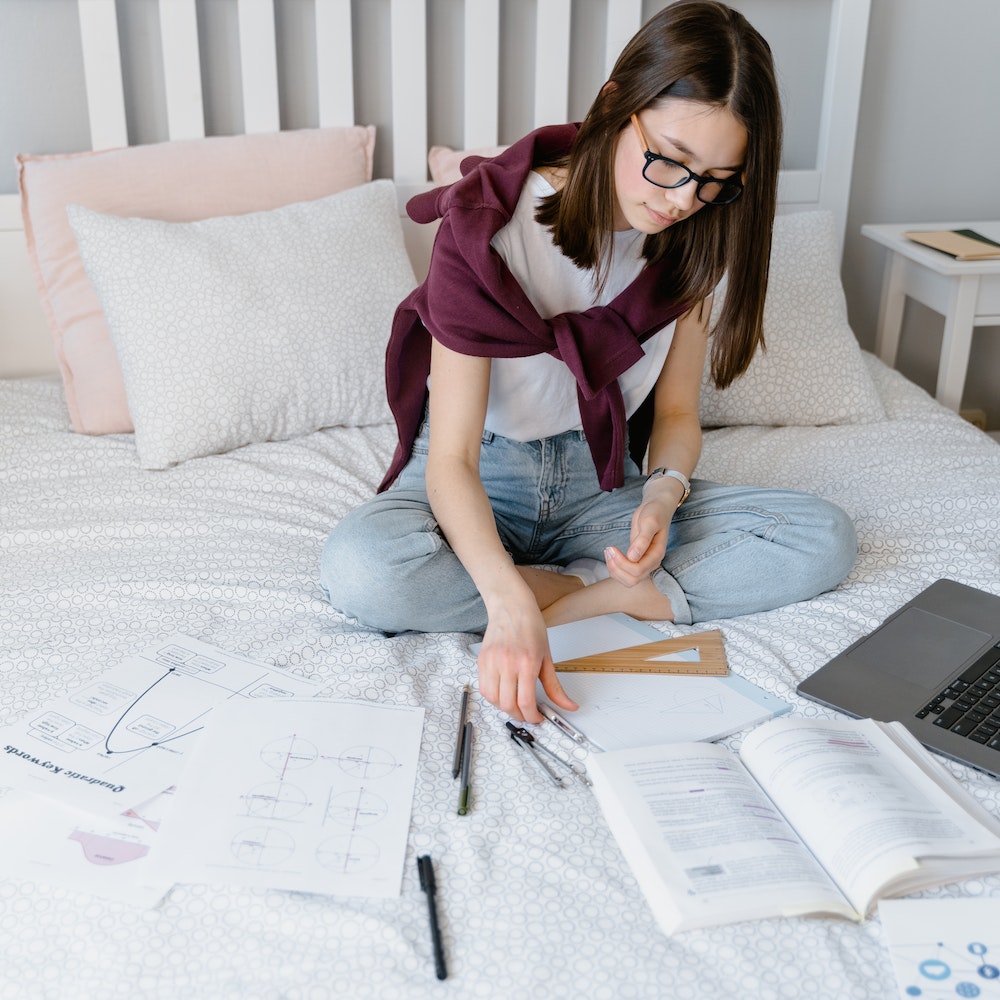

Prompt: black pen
xmin=457 ymin=721 xmax=473 ymax=815
xmin=416 ymin=855 xmax=447 ymax=980
xmin=452 ymin=683 xmax=471 ymax=779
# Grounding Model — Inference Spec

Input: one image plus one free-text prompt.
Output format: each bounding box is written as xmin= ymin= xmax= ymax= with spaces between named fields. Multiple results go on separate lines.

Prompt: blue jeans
xmin=320 ymin=423 xmax=856 ymax=632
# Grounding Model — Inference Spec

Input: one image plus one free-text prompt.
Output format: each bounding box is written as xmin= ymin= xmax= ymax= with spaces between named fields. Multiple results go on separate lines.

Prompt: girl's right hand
xmin=424 ymin=339 xmax=578 ymax=723
xmin=476 ymin=603 xmax=578 ymax=723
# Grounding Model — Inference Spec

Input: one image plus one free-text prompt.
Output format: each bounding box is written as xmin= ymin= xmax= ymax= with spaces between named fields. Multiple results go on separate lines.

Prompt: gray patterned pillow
xmin=68 ymin=180 xmax=415 ymax=468
xmin=699 ymin=210 xmax=885 ymax=427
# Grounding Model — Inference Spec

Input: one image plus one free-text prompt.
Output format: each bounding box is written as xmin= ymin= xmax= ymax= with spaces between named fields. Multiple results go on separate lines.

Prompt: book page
xmin=740 ymin=718 xmax=1000 ymax=915
xmin=587 ymin=743 xmax=855 ymax=934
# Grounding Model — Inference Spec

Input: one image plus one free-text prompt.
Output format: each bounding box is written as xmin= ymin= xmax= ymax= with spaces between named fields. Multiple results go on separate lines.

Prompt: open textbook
xmin=587 ymin=716 xmax=1000 ymax=935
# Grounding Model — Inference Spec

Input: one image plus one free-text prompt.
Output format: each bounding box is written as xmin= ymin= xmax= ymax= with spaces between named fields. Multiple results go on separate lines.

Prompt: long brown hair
xmin=535 ymin=0 xmax=782 ymax=388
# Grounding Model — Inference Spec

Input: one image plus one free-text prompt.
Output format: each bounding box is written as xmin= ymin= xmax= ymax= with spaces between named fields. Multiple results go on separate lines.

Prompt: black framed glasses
xmin=630 ymin=114 xmax=744 ymax=206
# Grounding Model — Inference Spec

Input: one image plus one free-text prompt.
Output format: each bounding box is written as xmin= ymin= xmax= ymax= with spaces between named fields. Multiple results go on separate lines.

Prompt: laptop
xmin=797 ymin=578 xmax=1000 ymax=779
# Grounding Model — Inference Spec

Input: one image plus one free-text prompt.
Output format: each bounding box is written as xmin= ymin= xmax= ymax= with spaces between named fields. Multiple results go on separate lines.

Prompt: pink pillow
xmin=19 ymin=126 xmax=375 ymax=434
xmin=428 ymin=144 xmax=508 ymax=186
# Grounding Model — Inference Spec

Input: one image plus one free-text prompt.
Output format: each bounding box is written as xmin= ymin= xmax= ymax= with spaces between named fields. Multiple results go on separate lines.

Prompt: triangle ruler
xmin=554 ymin=629 xmax=728 ymax=676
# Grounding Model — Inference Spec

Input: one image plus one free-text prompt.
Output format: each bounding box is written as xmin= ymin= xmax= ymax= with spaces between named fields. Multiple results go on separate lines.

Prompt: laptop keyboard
xmin=918 ymin=641 xmax=1000 ymax=750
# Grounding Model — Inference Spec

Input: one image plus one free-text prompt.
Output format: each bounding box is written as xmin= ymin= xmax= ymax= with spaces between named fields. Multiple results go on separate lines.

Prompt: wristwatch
xmin=644 ymin=467 xmax=691 ymax=505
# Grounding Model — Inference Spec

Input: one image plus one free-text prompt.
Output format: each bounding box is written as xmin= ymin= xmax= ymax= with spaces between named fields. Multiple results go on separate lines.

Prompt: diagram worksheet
xmin=150 ymin=697 xmax=425 ymax=898
xmin=0 ymin=784 xmax=173 ymax=908
xmin=0 ymin=636 xmax=323 ymax=814
xmin=541 ymin=614 xmax=790 ymax=750
xmin=880 ymin=897 xmax=1000 ymax=999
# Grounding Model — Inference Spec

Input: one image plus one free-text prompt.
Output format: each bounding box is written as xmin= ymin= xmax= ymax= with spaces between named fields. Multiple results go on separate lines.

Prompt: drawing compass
xmin=505 ymin=721 xmax=591 ymax=787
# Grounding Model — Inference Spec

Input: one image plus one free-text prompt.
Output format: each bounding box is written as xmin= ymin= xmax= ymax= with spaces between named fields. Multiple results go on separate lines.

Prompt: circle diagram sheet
xmin=147 ymin=696 xmax=425 ymax=898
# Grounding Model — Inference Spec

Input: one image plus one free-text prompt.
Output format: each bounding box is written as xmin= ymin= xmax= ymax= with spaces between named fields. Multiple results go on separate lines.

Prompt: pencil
xmin=457 ymin=721 xmax=473 ymax=815
xmin=451 ymin=684 xmax=471 ymax=779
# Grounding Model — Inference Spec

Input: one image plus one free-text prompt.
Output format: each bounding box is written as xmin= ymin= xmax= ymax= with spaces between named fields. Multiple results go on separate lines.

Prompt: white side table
xmin=861 ymin=221 xmax=1000 ymax=411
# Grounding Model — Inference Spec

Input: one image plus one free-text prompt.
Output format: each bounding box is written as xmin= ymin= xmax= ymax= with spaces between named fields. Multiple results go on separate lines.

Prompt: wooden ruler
xmin=554 ymin=629 xmax=728 ymax=676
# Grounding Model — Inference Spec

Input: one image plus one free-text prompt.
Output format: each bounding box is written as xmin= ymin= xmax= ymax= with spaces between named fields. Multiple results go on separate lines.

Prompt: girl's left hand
xmin=604 ymin=493 xmax=674 ymax=587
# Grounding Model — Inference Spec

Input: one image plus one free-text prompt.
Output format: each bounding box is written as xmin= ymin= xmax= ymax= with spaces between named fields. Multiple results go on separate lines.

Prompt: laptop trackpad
xmin=852 ymin=608 xmax=991 ymax=687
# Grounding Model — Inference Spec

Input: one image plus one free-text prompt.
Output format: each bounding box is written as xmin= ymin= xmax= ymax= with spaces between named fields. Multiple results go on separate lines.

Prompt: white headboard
xmin=0 ymin=0 xmax=870 ymax=379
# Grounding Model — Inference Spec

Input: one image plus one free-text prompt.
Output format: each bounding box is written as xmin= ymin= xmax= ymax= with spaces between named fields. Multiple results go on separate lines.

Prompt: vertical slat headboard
xmin=605 ymin=0 xmax=644 ymax=77
xmin=390 ymin=0 xmax=429 ymax=186
xmin=158 ymin=0 xmax=204 ymax=140
xmin=237 ymin=0 xmax=281 ymax=134
xmin=76 ymin=0 xmax=128 ymax=150
xmin=814 ymin=0 xmax=871 ymax=254
xmin=315 ymin=0 xmax=355 ymax=128
xmin=462 ymin=0 xmax=500 ymax=148
xmin=0 ymin=0 xmax=872 ymax=378
xmin=533 ymin=0 xmax=573 ymax=127
xmin=774 ymin=0 xmax=872 ymax=259
xmin=68 ymin=0 xmax=870 ymax=236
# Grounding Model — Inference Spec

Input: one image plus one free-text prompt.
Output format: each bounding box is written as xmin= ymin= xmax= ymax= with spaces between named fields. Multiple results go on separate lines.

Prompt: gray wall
xmin=843 ymin=0 xmax=1000 ymax=429
xmin=2 ymin=0 xmax=998 ymax=427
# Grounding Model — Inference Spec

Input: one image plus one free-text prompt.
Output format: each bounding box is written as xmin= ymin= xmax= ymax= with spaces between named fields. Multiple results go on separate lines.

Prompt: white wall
xmin=1 ymin=0 xmax=998 ymax=426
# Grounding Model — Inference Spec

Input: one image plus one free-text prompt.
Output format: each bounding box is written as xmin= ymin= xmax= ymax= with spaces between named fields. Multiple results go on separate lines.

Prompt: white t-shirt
xmin=482 ymin=171 xmax=675 ymax=441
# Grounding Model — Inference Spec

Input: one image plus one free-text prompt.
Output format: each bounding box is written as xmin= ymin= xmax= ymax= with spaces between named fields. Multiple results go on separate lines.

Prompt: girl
xmin=321 ymin=0 xmax=856 ymax=724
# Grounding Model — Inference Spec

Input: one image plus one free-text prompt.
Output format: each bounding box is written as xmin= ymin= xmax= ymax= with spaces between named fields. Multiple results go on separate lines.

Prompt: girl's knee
xmin=319 ymin=511 xmax=374 ymax=614
xmin=318 ymin=493 xmax=446 ymax=628
xmin=810 ymin=498 xmax=858 ymax=586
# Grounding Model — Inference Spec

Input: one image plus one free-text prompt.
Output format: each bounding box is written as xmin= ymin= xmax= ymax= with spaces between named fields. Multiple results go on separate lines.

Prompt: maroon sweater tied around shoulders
xmin=378 ymin=123 xmax=691 ymax=493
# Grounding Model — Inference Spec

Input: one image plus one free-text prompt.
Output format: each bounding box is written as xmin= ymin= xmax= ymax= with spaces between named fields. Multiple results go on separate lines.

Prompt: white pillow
xmin=698 ymin=210 xmax=885 ymax=427
xmin=68 ymin=180 xmax=415 ymax=468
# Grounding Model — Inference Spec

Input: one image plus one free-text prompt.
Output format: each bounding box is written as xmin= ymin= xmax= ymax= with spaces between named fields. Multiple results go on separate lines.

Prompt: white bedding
xmin=1 ymin=355 xmax=999 ymax=1000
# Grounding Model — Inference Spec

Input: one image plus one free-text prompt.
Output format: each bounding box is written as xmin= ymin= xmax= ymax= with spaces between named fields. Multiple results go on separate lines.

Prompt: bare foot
xmin=541 ymin=576 xmax=674 ymax=626
xmin=515 ymin=565 xmax=583 ymax=609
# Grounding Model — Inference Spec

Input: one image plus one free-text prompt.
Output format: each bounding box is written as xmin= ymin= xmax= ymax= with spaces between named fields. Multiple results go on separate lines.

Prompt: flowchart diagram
xmin=881 ymin=899 xmax=1000 ymax=999
xmin=0 ymin=637 xmax=322 ymax=815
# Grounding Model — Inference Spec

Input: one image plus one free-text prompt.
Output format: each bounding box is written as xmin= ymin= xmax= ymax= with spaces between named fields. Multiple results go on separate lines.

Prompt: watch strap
xmin=644 ymin=467 xmax=691 ymax=505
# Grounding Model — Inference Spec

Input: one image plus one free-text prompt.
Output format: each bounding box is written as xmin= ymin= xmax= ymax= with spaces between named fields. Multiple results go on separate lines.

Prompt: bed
xmin=1 ymin=2 xmax=999 ymax=998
